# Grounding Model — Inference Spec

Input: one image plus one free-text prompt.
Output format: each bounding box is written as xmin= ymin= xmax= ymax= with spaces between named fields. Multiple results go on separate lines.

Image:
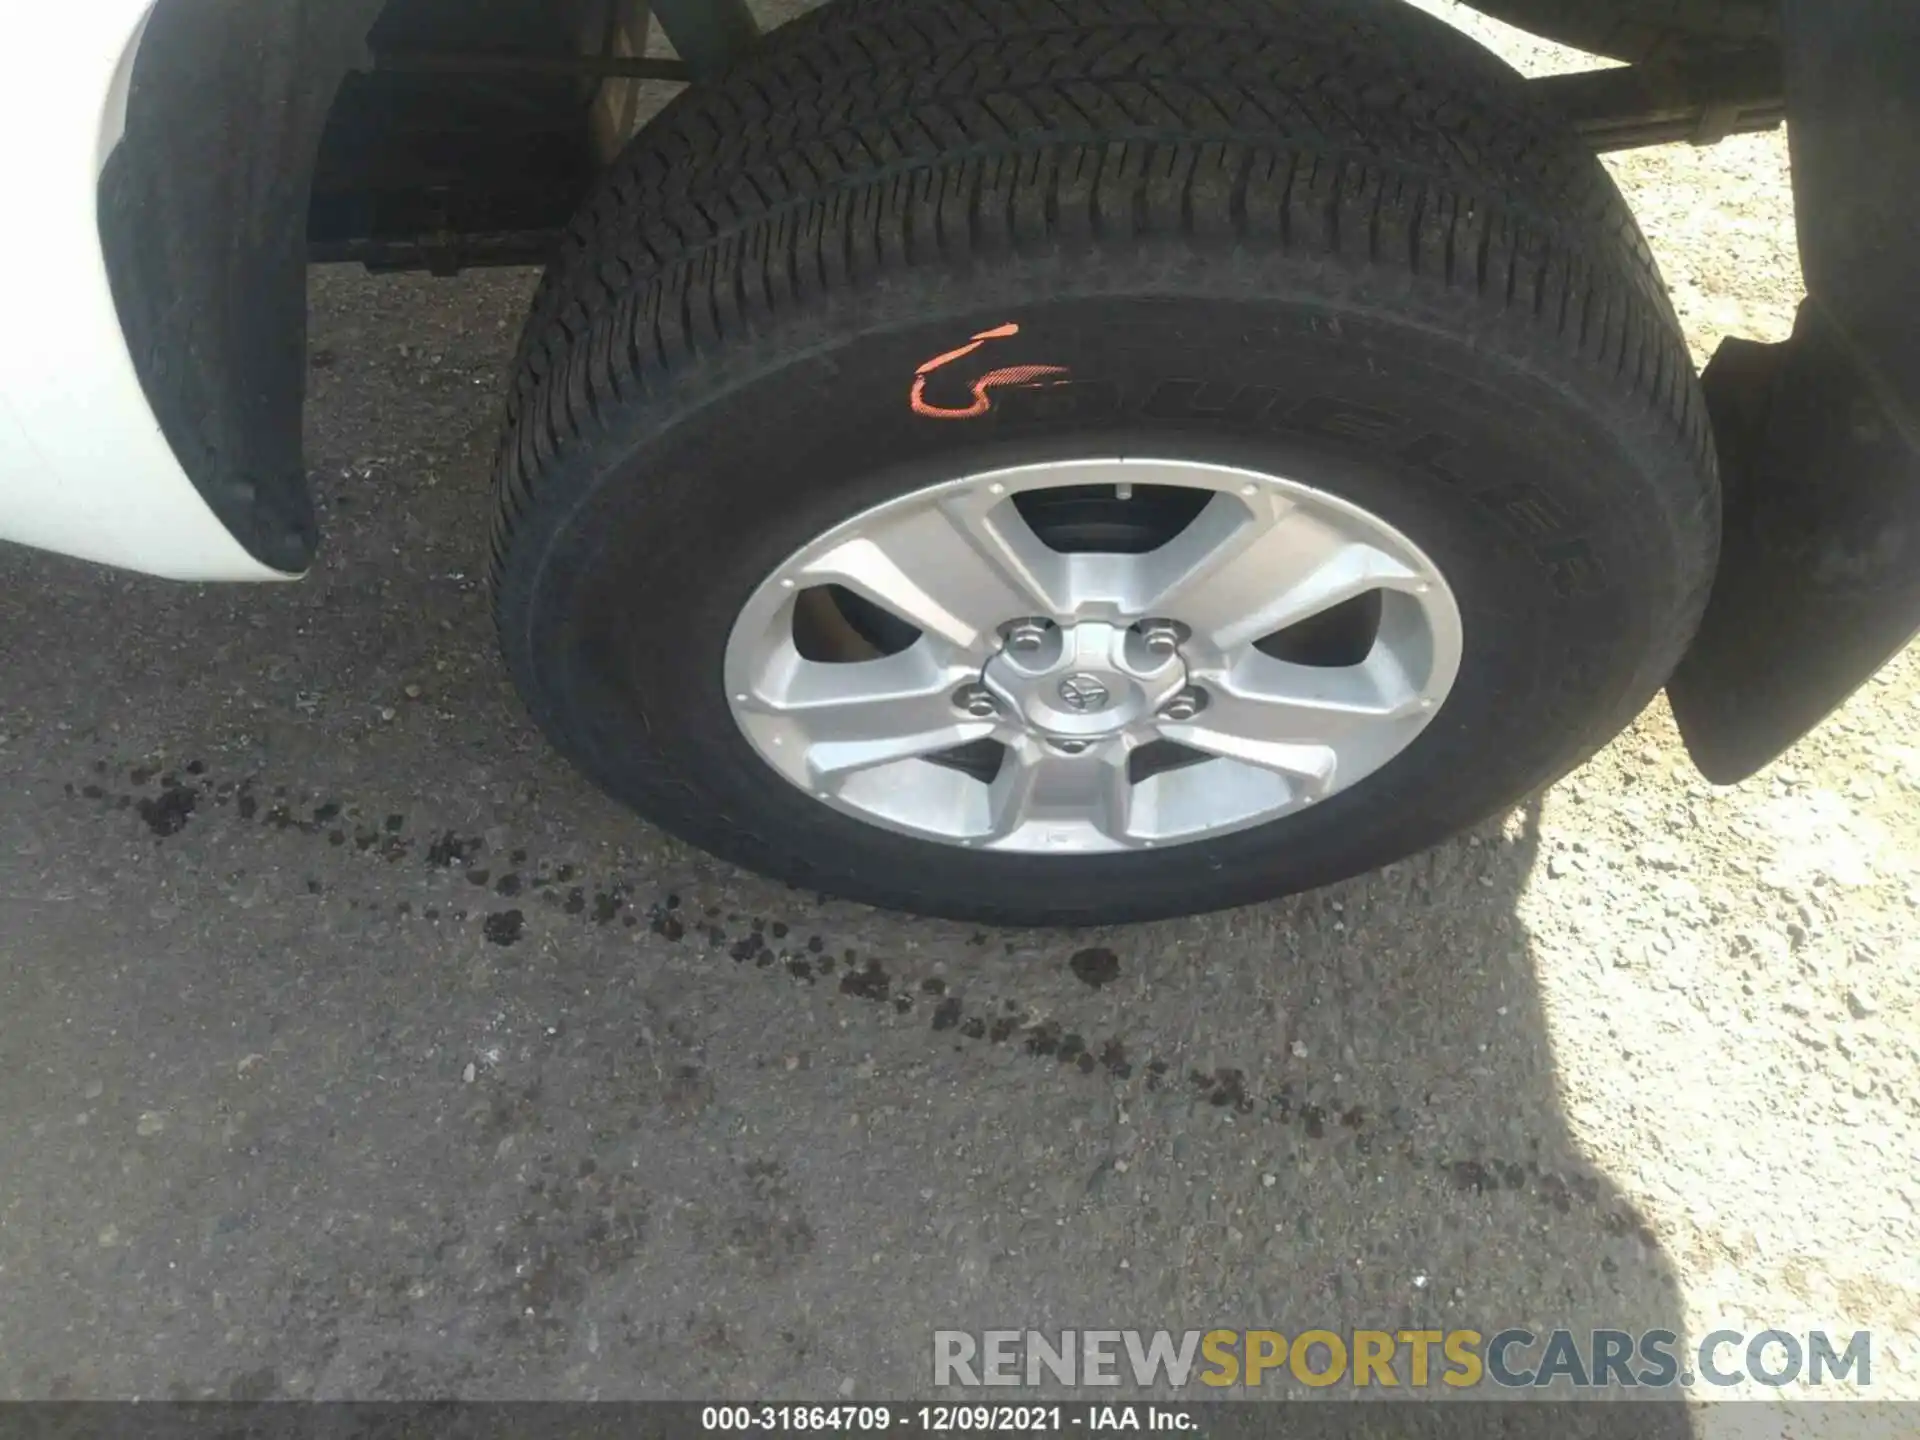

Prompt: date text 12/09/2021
xmin=701 ymin=1404 xmax=1194 ymax=1433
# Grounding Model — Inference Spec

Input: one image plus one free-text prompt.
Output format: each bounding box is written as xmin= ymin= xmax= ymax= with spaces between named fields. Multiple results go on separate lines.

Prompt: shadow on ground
xmin=0 ymin=269 xmax=1687 ymax=1431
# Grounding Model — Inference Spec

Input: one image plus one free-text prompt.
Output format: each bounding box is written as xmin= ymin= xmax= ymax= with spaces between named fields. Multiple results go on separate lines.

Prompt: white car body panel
xmin=0 ymin=3 xmax=285 ymax=581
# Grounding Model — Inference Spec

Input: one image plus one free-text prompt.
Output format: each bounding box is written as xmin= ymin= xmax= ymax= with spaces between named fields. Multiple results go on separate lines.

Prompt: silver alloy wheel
xmin=723 ymin=459 xmax=1463 ymax=853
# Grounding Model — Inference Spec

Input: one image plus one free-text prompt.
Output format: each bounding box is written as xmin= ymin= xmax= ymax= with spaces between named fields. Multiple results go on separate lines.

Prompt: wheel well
xmin=315 ymin=0 xmax=1779 ymax=274
xmin=310 ymin=0 xmax=675 ymax=274
xmin=100 ymin=0 xmax=685 ymax=571
xmin=101 ymin=0 xmax=1778 ymax=574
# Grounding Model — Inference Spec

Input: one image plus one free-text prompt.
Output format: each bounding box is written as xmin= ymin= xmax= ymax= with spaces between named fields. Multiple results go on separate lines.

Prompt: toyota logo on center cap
xmin=1056 ymin=674 xmax=1112 ymax=713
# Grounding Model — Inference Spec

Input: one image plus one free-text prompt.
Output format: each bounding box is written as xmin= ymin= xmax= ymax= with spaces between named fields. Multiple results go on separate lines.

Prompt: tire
xmin=490 ymin=0 xmax=1718 ymax=926
xmin=1462 ymin=0 xmax=1777 ymax=65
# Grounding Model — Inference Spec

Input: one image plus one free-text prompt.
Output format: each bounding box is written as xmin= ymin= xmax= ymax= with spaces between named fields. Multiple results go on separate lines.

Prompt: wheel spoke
xmin=1168 ymin=651 xmax=1431 ymax=794
xmin=986 ymin=737 xmax=1134 ymax=847
xmin=1158 ymin=721 xmax=1338 ymax=795
xmin=743 ymin=643 xmax=990 ymax=785
xmin=1136 ymin=491 xmax=1420 ymax=652
xmin=797 ymin=492 xmax=1061 ymax=657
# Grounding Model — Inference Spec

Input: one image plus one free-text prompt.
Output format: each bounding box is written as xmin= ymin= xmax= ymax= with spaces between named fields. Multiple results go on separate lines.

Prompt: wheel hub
xmin=979 ymin=620 xmax=1187 ymax=743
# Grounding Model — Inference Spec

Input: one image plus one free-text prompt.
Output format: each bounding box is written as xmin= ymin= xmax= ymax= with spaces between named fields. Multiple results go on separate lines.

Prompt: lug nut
xmin=954 ymin=684 xmax=999 ymax=718
xmin=1004 ymin=618 xmax=1054 ymax=654
xmin=1050 ymin=739 xmax=1091 ymax=755
xmin=1160 ymin=687 xmax=1208 ymax=722
xmin=1137 ymin=619 xmax=1184 ymax=657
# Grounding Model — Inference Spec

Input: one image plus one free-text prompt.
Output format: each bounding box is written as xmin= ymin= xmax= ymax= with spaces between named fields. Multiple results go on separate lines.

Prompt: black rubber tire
xmin=490 ymin=0 xmax=1718 ymax=926
xmin=1464 ymin=0 xmax=1777 ymax=65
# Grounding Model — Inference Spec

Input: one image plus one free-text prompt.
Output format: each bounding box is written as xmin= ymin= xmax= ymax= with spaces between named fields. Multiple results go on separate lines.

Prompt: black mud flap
xmin=1666 ymin=0 xmax=1920 ymax=783
xmin=99 ymin=0 xmax=385 ymax=575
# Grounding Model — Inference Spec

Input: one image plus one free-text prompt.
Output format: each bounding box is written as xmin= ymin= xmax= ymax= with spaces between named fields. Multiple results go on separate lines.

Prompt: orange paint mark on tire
xmin=911 ymin=364 xmax=1072 ymax=419
xmin=909 ymin=322 xmax=1069 ymax=419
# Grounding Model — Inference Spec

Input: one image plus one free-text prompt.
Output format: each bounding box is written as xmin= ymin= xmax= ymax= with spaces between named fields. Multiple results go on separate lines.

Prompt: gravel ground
xmin=1418 ymin=4 xmax=1920 ymax=1410
xmin=0 ymin=2 xmax=1916 ymax=1427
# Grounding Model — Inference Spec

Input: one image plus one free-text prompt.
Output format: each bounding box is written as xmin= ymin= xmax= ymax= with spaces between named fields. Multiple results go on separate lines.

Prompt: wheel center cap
xmin=1056 ymin=674 xmax=1112 ymax=713
xmin=981 ymin=621 xmax=1186 ymax=741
